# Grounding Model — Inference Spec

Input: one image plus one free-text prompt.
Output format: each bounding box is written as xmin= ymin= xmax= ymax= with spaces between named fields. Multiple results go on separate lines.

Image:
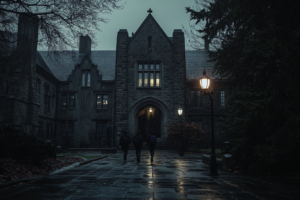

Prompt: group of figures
xmin=119 ymin=131 xmax=156 ymax=162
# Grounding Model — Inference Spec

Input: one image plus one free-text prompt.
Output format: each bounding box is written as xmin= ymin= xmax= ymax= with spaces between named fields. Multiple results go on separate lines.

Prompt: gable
xmin=130 ymin=14 xmax=172 ymax=48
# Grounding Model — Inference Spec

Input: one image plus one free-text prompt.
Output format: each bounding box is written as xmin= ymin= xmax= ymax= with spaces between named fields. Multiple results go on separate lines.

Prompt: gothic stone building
xmin=0 ymin=12 xmax=229 ymax=148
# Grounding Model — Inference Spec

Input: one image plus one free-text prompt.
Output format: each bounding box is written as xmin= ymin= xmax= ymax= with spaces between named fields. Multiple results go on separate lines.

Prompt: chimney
xmin=79 ymin=35 xmax=91 ymax=55
xmin=204 ymin=37 xmax=209 ymax=51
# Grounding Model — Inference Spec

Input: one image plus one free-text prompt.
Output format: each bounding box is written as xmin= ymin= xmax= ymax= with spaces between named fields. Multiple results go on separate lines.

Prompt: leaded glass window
xmin=137 ymin=63 xmax=161 ymax=88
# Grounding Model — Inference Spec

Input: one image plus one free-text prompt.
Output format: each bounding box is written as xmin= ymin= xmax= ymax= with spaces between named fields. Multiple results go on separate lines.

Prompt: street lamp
xmin=177 ymin=107 xmax=184 ymax=156
xmin=199 ymin=69 xmax=218 ymax=175
xmin=149 ymin=107 xmax=152 ymax=113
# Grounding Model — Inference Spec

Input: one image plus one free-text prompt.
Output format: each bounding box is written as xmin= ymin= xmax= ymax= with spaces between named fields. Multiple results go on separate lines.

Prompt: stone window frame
xmin=61 ymin=93 xmax=76 ymax=110
xmin=81 ymin=70 xmax=91 ymax=87
xmin=220 ymin=90 xmax=225 ymax=107
xmin=190 ymin=90 xmax=202 ymax=108
xmin=137 ymin=62 xmax=161 ymax=88
xmin=96 ymin=94 xmax=109 ymax=109
xmin=60 ymin=121 xmax=75 ymax=136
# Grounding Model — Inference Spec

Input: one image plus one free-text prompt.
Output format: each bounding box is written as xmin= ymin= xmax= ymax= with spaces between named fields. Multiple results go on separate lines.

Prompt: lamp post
xmin=199 ymin=70 xmax=218 ymax=175
xmin=177 ymin=107 xmax=184 ymax=156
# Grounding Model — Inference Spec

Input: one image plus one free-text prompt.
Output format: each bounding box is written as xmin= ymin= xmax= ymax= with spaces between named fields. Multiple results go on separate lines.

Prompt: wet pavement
xmin=0 ymin=150 xmax=299 ymax=200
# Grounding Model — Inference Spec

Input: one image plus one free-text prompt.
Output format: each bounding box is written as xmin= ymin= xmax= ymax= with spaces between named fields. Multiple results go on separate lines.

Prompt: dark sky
xmin=95 ymin=0 xmax=196 ymax=50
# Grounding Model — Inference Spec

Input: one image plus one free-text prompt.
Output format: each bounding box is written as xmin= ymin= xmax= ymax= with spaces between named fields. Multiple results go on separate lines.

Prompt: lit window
xmin=144 ymin=73 xmax=148 ymax=87
xmin=96 ymin=94 xmax=109 ymax=109
xmin=221 ymin=91 xmax=225 ymax=107
xmin=61 ymin=94 xmax=75 ymax=109
xmin=137 ymin=63 xmax=161 ymax=88
xmin=96 ymin=95 xmax=102 ymax=109
xmin=138 ymin=73 xmax=143 ymax=87
xmin=103 ymin=95 xmax=108 ymax=109
xmin=156 ymin=72 xmax=160 ymax=87
xmin=150 ymin=73 xmax=154 ymax=87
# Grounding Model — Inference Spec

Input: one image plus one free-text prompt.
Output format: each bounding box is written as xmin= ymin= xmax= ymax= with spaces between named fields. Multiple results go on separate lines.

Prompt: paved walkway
xmin=0 ymin=150 xmax=299 ymax=199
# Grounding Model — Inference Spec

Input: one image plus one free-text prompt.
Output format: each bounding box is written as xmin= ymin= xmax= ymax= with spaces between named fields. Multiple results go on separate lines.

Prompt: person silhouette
xmin=147 ymin=131 xmax=156 ymax=162
xmin=133 ymin=131 xmax=143 ymax=162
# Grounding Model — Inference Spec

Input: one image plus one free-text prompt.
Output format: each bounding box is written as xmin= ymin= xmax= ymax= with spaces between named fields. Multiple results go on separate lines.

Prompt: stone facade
xmin=0 ymin=12 xmax=229 ymax=148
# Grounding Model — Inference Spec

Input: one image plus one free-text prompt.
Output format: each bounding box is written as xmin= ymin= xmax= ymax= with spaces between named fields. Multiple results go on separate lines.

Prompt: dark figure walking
xmin=133 ymin=131 xmax=143 ymax=162
xmin=147 ymin=132 xmax=156 ymax=163
xmin=119 ymin=130 xmax=130 ymax=161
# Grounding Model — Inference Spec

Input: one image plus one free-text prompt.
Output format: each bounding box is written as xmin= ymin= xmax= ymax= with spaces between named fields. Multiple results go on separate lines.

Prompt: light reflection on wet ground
xmin=0 ymin=150 xmax=300 ymax=199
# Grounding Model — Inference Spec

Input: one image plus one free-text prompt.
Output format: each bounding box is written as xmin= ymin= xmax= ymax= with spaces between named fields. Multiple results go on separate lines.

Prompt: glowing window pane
xmin=96 ymin=95 xmax=102 ymax=109
xmin=156 ymin=72 xmax=160 ymax=87
xmin=138 ymin=73 xmax=142 ymax=87
xmin=103 ymin=95 xmax=108 ymax=109
xmin=150 ymin=73 xmax=154 ymax=87
xmin=144 ymin=73 xmax=148 ymax=86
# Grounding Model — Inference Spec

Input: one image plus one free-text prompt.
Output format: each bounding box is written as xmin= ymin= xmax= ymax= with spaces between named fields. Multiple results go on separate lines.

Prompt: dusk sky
xmin=95 ymin=0 xmax=197 ymax=50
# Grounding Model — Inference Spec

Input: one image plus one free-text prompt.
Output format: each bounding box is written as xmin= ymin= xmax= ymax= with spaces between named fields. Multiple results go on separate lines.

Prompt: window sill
xmin=96 ymin=108 xmax=109 ymax=110
xmin=136 ymin=87 xmax=161 ymax=89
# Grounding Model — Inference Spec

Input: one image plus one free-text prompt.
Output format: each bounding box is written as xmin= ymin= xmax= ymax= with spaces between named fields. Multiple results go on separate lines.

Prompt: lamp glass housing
xmin=149 ymin=107 xmax=152 ymax=112
xmin=178 ymin=107 xmax=183 ymax=116
xmin=199 ymin=70 xmax=211 ymax=89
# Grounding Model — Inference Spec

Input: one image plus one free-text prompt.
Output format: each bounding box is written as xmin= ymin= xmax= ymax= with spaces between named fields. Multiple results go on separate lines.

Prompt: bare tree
xmin=0 ymin=0 xmax=123 ymax=53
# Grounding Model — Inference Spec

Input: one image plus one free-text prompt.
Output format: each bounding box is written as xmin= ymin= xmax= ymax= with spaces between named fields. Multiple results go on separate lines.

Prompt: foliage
xmin=0 ymin=157 xmax=84 ymax=184
xmin=165 ymin=122 xmax=206 ymax=150
xmin=0 ymin=125 xmax=56 ymax=163
xmin=0 ymin=0 xmax=123 ymax=52
xmin=187 ymin=0 xmax=300 ymax=174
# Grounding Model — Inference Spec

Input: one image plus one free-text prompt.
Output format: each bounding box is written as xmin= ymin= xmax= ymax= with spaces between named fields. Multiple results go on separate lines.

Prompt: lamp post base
xmin=210 ymin=154 xmax=218 ymax=175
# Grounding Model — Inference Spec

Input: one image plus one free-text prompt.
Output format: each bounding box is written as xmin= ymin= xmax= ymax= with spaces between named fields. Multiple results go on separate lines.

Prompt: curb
xmin=0 ymin=156 xmax=108 ymax=189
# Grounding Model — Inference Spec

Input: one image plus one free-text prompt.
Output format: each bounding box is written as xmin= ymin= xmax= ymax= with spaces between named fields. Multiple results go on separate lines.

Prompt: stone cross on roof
xmin=147 ymin=8 xmax=152 ymax=14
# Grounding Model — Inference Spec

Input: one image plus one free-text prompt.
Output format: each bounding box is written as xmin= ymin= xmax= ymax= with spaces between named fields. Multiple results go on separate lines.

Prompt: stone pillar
xmin=172 ymin=29 xmax=186 ymax=118
xmin=114 ymin=29 xmax=129 ymax=143
xmin=13 ymin=13 xmax=39 ymax=126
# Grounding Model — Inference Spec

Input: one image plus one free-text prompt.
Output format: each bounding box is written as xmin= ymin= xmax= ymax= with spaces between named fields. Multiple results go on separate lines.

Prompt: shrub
xmin=165 ymin=122 xmax=206 ymax=150
xmin=0 ymin=125 xmax=56 ymax=163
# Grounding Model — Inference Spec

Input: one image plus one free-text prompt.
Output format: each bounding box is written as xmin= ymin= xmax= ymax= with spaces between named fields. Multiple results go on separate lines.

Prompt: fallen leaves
xmin=0 ymin=157 xmax=84 ymax=184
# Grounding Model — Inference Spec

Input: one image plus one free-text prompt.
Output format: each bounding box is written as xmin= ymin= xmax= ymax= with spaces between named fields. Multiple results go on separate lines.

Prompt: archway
xmin=137 ymin=105 xmax=162 ymax=141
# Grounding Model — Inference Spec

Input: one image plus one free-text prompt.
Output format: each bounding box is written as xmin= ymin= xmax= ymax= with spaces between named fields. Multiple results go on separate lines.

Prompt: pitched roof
xmin=38 ymin=50 xmax=216 ymax=81
xmin=185 ymin=50 xmax=216 ymax=79
xmin=130 ymin=13 xmax=172 ymax=45
xmin=38 ymin=51 xmax=116 ymax=81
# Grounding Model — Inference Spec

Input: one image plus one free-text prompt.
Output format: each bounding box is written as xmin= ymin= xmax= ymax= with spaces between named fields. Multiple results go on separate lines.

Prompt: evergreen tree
xmin=187 ymin=0 xmax=300 ymax=173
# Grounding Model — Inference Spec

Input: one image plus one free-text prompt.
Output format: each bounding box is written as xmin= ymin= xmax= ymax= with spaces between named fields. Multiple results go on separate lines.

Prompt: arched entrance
xmin=137 ymin=105 xmax=162 ymax=141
